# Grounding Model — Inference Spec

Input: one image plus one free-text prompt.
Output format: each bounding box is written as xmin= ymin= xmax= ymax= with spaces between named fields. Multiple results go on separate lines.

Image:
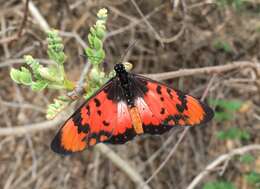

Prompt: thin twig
xmin=0 ymin=58 xmax=54 ymax=68
xmin=25 ymin=0 xmax=50 ymax=31
xmin=130 ymin=0 xmax=163 ymax=46
xmin=17 ymin=0 xmax=30 ymax=37
xmin=96 ymin=144 xmax=151 ymax=189
xmin=143 ymin=127 xmax=190 ymax=186
xmin=145 ymin=61 xmax=260 ymax=81
xmin=105 ymin=4 xmax=165 ymax=40
xmin=0 ymin=116 xmax=64 ymax=136
xmin=186 ymin=144 xmax=260 ymax=189
xmin=59 ymin=31 xmax=88 ymax=49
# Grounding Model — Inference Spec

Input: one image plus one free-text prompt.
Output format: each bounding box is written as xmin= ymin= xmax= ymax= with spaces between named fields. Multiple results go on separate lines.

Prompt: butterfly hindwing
xmin=133 ymin=75 xmax=214 ymax=134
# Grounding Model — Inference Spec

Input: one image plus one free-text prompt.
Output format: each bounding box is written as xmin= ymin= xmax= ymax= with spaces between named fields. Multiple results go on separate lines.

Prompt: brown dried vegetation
xmin=0 ymin=0 xmax=260 ymax=189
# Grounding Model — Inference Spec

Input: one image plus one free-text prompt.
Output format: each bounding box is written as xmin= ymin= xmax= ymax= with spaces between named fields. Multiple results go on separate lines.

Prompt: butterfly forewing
xmin=51 ymin=77 xmax=136 ymax=155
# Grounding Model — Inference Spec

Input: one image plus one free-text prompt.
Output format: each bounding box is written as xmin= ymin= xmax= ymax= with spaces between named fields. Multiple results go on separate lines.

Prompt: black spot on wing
xmin=143 ymin=124 xmax=173 ymax=135
xmin=163 ymin=114 xmax=188 ymax=126
xmin=156 ymin=85 xmax=162 ymax=94
xmin=72 ymin=111 xmax=89 ymax=134
xmin=86 ymin=105 xmax=90 ymax=115
xmin=94 ymin=98 xmax=101 ymax=107
xmin=176 ymin=103 xmax=184 ymax=113
xmin=88 ymin=131 xmax=112 ymax=145
xmin=160 ymin=108 xmax=165 ymax=115
xmin=167 ymin=88 xmax=173 ymax=99
xmin=175 ymin=90 xmax=188 ymax=110
xmin=105 ymin=128 xmax=136 ymax=144
xmin=102 ymin=120 xmax=110 ymax=126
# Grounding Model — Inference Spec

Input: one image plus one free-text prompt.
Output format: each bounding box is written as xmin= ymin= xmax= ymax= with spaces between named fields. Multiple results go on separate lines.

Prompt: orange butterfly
xmin=51 ymin=64 xmax=214 ymax=154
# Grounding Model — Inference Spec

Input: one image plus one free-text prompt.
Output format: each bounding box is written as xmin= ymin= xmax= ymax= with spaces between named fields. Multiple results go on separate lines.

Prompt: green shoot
xmin=217 ymin=127 xmax=250 ymax=141
xmin=209 ymin=99 xmax=242 ymax=122
xmin=9 ymin=8 xmax=109 ymax=119
xmin=245 ymin=171 xmax=260 ymax=187
xmin=203 ymin=181 xmax=237 ymax=189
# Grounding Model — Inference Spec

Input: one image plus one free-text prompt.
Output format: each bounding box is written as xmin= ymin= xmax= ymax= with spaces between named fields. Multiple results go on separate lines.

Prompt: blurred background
xmin=0 ymin=0 xmax=260 ymax=189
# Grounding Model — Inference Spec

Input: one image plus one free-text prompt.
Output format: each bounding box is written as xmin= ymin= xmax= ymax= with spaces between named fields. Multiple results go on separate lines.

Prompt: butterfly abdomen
xmin=114 ymin=64 xmax=145 ymax=134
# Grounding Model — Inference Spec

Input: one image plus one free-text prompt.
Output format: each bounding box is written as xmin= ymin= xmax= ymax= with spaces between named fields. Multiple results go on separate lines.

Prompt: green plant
xmin=10 ymin=8 xmax=110 ymax=119
xmin=216 ymin=0 xmax=244 ymax=10
xmin=210 ymin=99 xmax=250 ymax=141
xmin=245 ymin=171 xmax=260 ymax=187
xmin=239 ymin=154 xmax=255 ymax=164
xmin=213 ymin=39 xmax=233 ymax=53
xmin=10 ymin=30 xmax=72 ymax=92
xmin=216 ymin=127 xmax=250 ymax=141
xmin=203 ymin=181 xmax=237 ymax=189
xmin=209 ymin=99 xmax=242 ymax=122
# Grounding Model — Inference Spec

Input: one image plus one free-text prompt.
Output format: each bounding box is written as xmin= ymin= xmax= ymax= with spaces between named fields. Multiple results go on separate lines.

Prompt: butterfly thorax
xmin=114 ymin=64 xmax=135 ymax=107
xmin=114 ymin=64 xmax=144 ymax=134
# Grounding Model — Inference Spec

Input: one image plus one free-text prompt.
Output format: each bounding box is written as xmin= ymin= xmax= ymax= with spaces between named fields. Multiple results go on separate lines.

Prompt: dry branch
xmin=0 ymin=61 xmax=258 ymax=136
xmin=187 ymin=144 xmax=260 ymax=189
xmin=146 ymin=61 xmax=260 ymax=81
xmin=96 ymin=144 xmax=151 ymax=189
xmin=0 ymin=116 xmax=64 ymax=136
xmin=24 ymin=0 xmax=50 ymax=31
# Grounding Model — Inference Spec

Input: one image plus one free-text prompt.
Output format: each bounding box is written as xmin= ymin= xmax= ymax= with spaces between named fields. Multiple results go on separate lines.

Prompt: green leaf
xmin=95 ymin=49 xmax=105 ymax=62
xmin=213 ymin=39 xmax=232 ymax=53
xmin=38 ymin=65 xmax=63 ymax=82
xmin=93 ymin=37 xmax=102 ymax=50
xmin=214 ymin=113 xmax=233 ymax=122
xmin=85 ymin=8 xmax=107 ymax=66
xmin=24 ymin=55 xmax=41 ymax=80
xmin=31 ymin=80 xmax=48 ymax=91
xmin=88 ymin=33 xmax=95 ymax=48
xmin=203 ymin=181 xmax=237 ymax=189
xmin=20 ymin=67 xmax=33 ymax=85
xmin=216 ymin=127 xmax=250 ymax=141
xmin=209 ymin=99 xmax=242 ymax=122
xmin=46 ymin=96 xmax=71 ymax=119
xmin=10 ymin=68 xmax=22 ymax=84
xmin=209 ymin=99 xmax=242 ymax=111
xmin=47 ymin=48 xmax=66 ymax=65
xmin=96 ymin=27 xmax=106 ymax=39
xmin=47 ymin=30 xmax=66 ymax=65
xmin=245 ymin=171 xmax=260 ymax=185
xmin=90 ymin=27 xmax=96 ymax=36
xmin=216 ymin=0 xmax=244 ymax=10
xmin=239 ymin=154 xmax=255 ymax=164
xmin=223 ymin=101 xmax=242 ymax=111
xmin=10 ymin=67 xmax=32 ymax=85
xmin=85 ymin=47 xmax=94 ymax=59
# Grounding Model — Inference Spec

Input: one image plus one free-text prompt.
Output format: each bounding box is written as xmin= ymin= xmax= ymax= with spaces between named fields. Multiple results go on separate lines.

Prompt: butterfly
xmin=51 ymin=63 xmax=214 ymax=155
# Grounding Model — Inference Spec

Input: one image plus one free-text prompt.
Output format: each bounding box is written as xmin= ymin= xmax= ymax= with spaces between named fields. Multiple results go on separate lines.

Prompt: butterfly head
xmin=114 ymin=64 xmax=126 ymax=75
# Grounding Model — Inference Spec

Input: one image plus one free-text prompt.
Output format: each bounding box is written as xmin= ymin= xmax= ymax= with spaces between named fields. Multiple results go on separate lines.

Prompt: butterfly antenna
xmin=117 ymin=39 xmax=138 ymax=64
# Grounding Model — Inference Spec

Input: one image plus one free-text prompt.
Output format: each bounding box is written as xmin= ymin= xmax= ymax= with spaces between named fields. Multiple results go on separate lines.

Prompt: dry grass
xmin=0 ymin=0 xmax=260 ymax=189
